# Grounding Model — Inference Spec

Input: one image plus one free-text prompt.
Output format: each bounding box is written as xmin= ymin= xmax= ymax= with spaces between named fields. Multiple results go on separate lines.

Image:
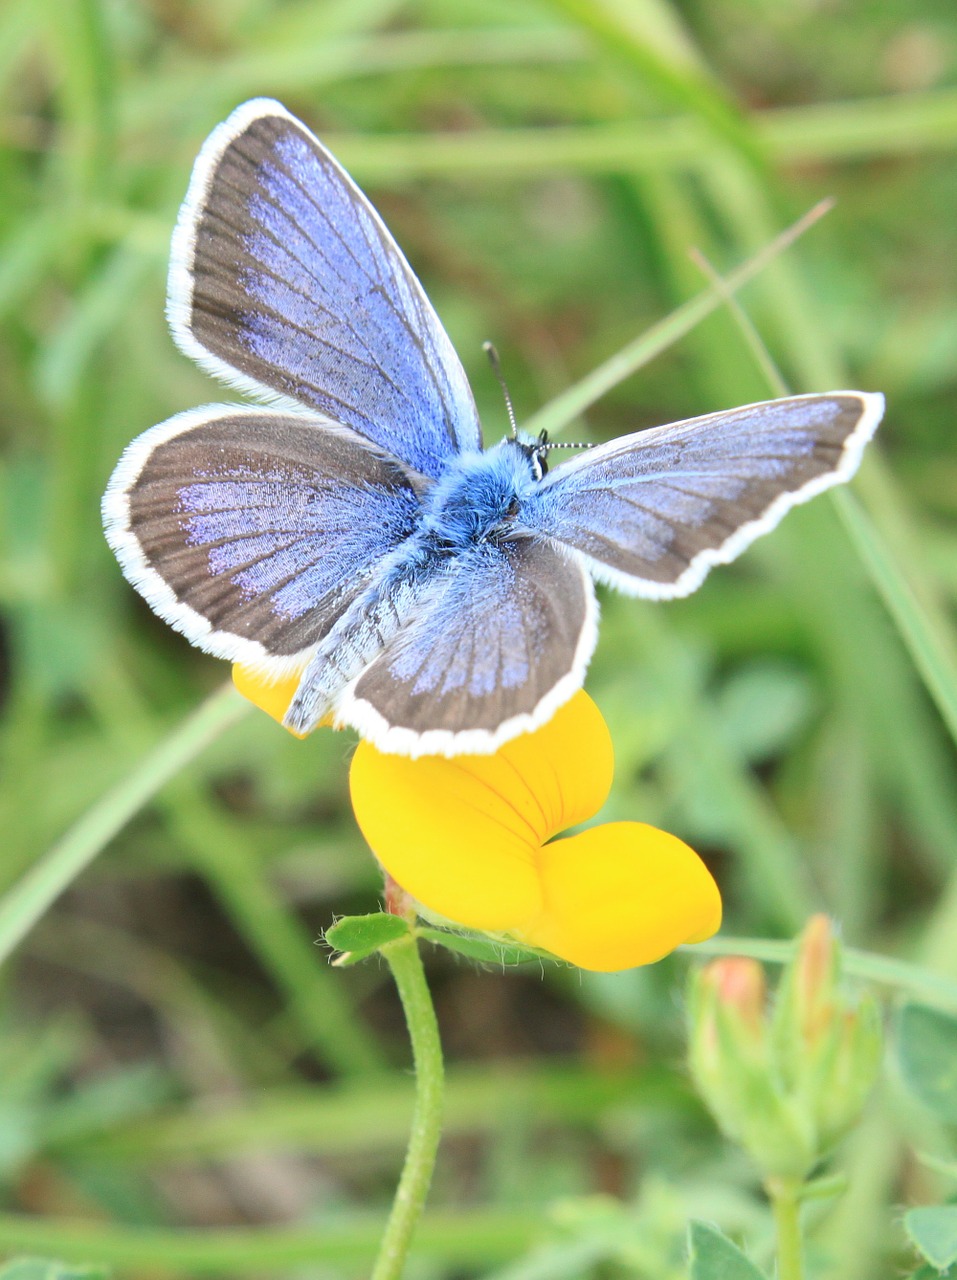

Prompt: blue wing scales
xmin=102 ymin=407 xmax=425 ymax=674
xmin=519 ymin=392 xmax=884 ymax=598
xmin=168 ymin=99 xmax=482 ymax=479
xmin=339 ymin=537 xmax=597 ymax=756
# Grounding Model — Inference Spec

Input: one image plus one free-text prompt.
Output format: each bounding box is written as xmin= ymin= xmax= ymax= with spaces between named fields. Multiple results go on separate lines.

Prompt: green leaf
xmin=904 ymin=1206 xmax=957 ymax=1270
xmin=713 ymin=661 xmax=814 ymax=762
xmin=908 ymin=1267 xmax=957 ymax=1280
xmin=897 ymin=1004 xmax=957 ymax=1122
xmin=417 ymin=927 xmax=543 ymax=966
xmin=688 ymin=1221 xmax=767 ymax=1279
xmin=325 ymin=913 xmax=410 ymax=964
xmin=0 ymin=1260 xmax=109 ymax=1280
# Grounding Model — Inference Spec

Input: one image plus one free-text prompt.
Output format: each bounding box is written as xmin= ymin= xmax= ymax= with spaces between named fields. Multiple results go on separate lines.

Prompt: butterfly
xmin=102 ymin=99 xmax=884 ymax=758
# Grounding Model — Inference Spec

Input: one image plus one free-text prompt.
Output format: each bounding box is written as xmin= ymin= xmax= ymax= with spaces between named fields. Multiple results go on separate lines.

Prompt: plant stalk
xmin=767 ymin=1176 xmax=805 ymax=1280
xmin=372 ymin=932 xmax=445 ymax=1280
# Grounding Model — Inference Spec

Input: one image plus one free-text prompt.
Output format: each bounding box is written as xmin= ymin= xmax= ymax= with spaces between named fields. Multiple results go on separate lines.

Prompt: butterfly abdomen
xmin=282 ymin=535 xmax=436 ymax=734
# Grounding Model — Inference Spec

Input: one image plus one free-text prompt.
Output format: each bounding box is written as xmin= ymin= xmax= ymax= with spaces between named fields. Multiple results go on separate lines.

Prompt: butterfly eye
xmin=505 ymin=497 xmax=521 ymax=519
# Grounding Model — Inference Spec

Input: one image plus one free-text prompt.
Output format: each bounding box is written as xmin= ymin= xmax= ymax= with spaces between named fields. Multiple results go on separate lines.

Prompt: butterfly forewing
xmin=338 ymin=538 xmax=597 ymax=756
xmin=519 ymin=392 xmax=884 ymax=598
xmin=103 ymin=408 xmax=425 ymax=673
xmin=168 ymin=99 xmax=483 ymax=479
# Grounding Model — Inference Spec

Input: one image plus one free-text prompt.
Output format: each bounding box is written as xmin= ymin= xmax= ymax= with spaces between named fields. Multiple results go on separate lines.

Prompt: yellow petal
xmin=489 ymin=689 xmax=614 ymax=840
xmin=232 ymin=663 xmax=326 ymax=737
xmin=515 ymin=822 xmax=722 ymax=972
xmin=349 ymin=691 xmax=613 ymax=933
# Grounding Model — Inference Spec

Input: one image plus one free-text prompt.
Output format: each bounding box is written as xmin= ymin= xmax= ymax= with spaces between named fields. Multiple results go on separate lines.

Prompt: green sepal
xmin=0 ymin=1262 xmax=109 ymax=1280
xmin=417 ymin=926 xmax=543 ymax=966
xmin=814 ymin=991 xmax=883 ymax=1151
xmin=688 ymin=1221 xmax=767 ymax=1279
xmin=686 ymin=965 xmax=815 ymax=1179
xmin=325 ymin=912 xmax=411 ymax=965
xmin=770 ymin=918 xmax=882 ymax=1156
xmin=904 ymin=1205 xmax=957 ymax=1270
xmin=897 ymin=1004 xmax=957 ymax=1123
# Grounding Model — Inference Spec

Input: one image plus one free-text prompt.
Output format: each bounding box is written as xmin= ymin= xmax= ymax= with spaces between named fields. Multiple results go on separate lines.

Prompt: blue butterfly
xmin=103 ymin=99 xmax=884 ymax=757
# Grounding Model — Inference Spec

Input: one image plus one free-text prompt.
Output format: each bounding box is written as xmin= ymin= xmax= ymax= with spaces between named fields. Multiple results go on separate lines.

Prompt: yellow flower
xmin=350 ymin=690 xmax=721 ymax=973
xmin=232 ymin=664 xmax=332 ymax=736
xmin=233 ymin=664 xmax=721 ymax=972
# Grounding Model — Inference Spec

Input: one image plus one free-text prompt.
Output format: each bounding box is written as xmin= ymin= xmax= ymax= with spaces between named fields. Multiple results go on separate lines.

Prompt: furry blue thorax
xmin=419 ymin=436 xmax=541 ymax=550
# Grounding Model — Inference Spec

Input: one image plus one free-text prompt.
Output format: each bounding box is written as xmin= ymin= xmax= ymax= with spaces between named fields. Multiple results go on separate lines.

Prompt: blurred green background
xmin=2 ymin=0 xmax=957 ymax=1276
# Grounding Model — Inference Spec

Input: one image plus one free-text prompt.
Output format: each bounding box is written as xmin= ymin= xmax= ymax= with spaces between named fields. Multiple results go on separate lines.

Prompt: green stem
xmin=322 ymin=88 xmax=957 ymax=181
xmin=372 ymin=932 xmax=445 ymax=1280
xmin=832 ymin=484 xmax=957 ymax=749
xmin=767 ymin=1176 xmax=805 ymax=1280
xmin=685 ymin=935 xmax=957 ymax=1011
xmin=0 ymin=1209 xmax=536 ymax=1272
xmin=0 ymin=682 xmax=249 ymax=966
xmin=523 ymin=198 xmax=830 ymax=439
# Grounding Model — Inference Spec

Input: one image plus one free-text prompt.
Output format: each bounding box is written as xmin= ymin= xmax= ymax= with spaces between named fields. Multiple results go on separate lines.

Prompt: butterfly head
xmin=513 ymin=429 xmax=596 ymax=481
xmin=514 ymin=430 xmax=551 ymax=481
xmin=482 ymin=342 xmax=590 ymax=480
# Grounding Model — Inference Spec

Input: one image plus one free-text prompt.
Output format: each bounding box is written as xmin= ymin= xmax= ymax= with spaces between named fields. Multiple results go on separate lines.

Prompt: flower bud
xmin=771 ymin=915 xmax=882 ymax=1154
xmin=688 ymin=958 xmax=815 ymax=1178
xmin=687 ymin=917 xmax=882 ymax=1180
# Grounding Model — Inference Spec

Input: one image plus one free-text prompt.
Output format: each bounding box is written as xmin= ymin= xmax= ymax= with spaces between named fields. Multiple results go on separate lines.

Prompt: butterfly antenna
xmin=483 ymin=341 xmax=519 ymax=438
xmin=543 ymin=438 xmax=595 ymax=451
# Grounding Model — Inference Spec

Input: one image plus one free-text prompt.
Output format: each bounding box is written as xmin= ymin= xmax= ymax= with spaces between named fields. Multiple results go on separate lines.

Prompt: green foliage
xmin=905 ymin=1206 xmax=957 ymax=1271
xmin=325 ymin=914 xmax=547 ymax=973
xmin=1 ymin=0 xmax=956 ymax=1275
xmin=0 ymin=1263 xmax=108 ymax=1280
xmin=897 ymin=1004 xmax=957 ymax=1122
xmin=326 ymin=912 xmax=411 ymax=964
xmin=688 ymin=1222 xmax=766 ymax=1280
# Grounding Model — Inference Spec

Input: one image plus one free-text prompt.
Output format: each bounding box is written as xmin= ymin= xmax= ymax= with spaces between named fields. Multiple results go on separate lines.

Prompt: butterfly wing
xmin=168 ymin=98 xmax=482 ymax=479
xmin=102 ymin=407 xmax=425 ymax=675
xmin=336 ymin=538 xmax=597 ymax=756
xmin=519 ymin=392 xmax=884 ymax=598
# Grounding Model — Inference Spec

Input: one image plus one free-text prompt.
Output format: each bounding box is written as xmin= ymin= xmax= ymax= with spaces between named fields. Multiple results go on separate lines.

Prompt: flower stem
xmin=767 ymin=1176 xmax=805 ymax=1280
xmin=372 ymin=932 xmax=445 ymax=1280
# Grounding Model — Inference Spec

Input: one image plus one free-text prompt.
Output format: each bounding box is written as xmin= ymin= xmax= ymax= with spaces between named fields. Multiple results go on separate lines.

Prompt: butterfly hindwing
xmin=518 ymin=392 xmax=884 ymax=598
xmin=338 ymin=538 xmax=598 ymax=756
xmin=168 ymin=99 xmax=483 ymax=479
xmin=102 ymin=407 xmax=425 ymax=675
